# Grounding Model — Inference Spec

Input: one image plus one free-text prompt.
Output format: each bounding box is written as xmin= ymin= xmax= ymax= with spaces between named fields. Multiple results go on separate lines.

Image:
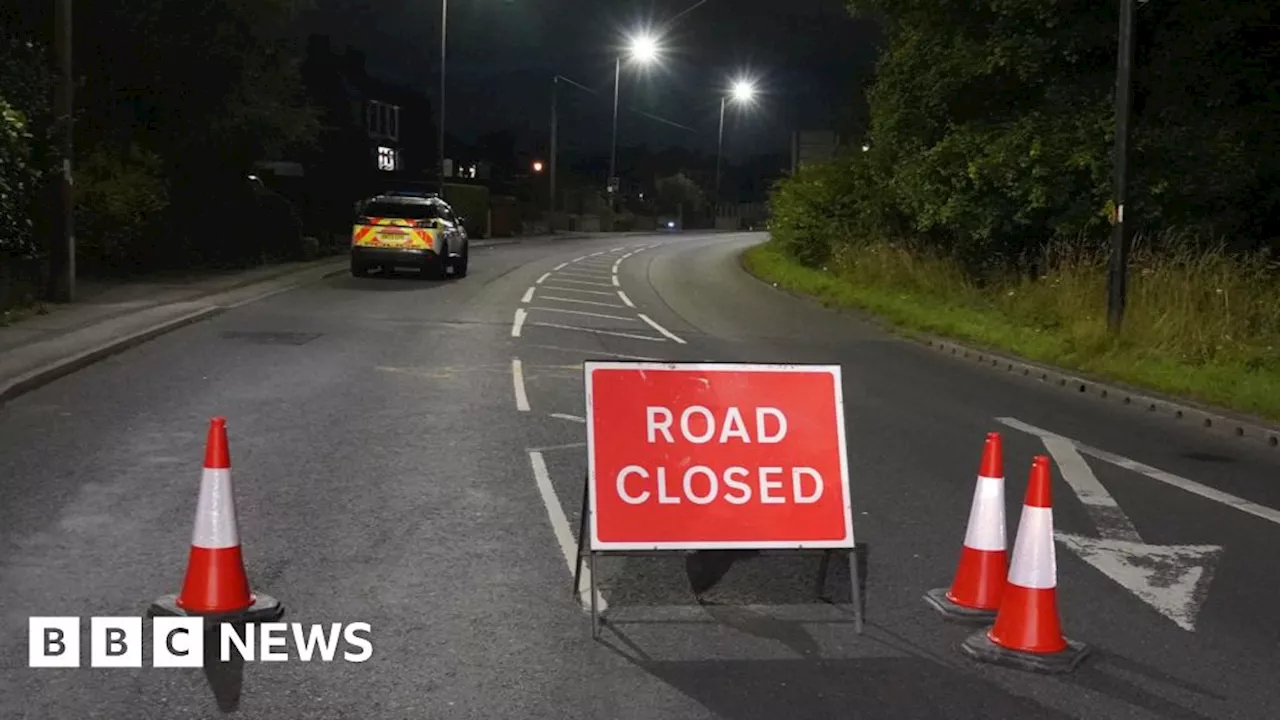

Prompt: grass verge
xmin=743 ymin=238 xmax=1280 ymax=424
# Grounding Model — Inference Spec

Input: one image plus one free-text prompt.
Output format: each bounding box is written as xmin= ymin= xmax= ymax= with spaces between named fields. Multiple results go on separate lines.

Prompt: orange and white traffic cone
xmin=149 ymin=417 xmax=283 ymax=623
xmin=961 ymin=456 xmax=1090 ymax=674
xmin=924 ymin=432 xmax=1008 ymax=623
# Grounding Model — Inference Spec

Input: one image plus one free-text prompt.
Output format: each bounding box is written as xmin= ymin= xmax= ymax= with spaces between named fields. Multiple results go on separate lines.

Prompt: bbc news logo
xmin=29 ymin=617 xmax=373 ymax=668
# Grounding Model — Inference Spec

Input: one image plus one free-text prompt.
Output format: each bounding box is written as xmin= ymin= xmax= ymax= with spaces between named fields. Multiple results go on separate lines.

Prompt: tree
xmin=654 ymin=172 xmax=706 ymax=217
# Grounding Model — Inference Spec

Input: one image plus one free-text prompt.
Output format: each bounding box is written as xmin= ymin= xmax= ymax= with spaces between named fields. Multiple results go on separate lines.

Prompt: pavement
xmin=1 ymin=230 xmax=1278 ymax=719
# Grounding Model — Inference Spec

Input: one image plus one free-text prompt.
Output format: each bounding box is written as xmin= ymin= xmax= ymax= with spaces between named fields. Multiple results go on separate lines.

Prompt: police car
xmin=350 ymin=194 xmax=470 ymax=279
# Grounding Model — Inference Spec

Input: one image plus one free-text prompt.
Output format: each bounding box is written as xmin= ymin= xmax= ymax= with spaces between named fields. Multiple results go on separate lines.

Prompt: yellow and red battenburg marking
xmin=351 ymin=218 xmax=437 ymax=250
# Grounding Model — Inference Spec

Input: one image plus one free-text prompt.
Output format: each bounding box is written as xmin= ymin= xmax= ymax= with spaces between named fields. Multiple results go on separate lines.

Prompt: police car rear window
xmin=362 ymin=201 xmax=444 ymax=220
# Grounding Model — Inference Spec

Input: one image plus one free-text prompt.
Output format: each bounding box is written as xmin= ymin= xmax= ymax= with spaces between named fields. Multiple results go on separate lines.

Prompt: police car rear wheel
xmin=453 ymin=246 xmax=469 ymax=278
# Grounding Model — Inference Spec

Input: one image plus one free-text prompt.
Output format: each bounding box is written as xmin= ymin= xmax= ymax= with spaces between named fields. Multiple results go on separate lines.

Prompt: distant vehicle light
xmin=667 ymin=221 xmax=676 ymax=228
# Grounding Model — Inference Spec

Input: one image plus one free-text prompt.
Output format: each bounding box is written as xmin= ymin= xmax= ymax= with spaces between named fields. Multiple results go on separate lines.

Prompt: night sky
xmin=304 ymin=0 xmax=878 ymax=162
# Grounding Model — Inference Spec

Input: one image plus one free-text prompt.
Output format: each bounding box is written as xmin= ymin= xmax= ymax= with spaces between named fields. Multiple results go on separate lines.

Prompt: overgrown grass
xmin=744 ymin=237 xmax=1280 ymax=423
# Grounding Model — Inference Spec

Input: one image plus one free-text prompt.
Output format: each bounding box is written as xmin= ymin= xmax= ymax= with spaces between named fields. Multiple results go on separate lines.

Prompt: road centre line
xmin=551 ymin=278 xmax=616 ymax=289
xmin=511 ymin=309 xmax=527 ymax=338
xmin=997 ymin=417 xmax=1280 ymax=527
xmin=539 ymin=295 xmax=628 ymax=309
xmin=511 ymin=359 xmax=531 ymax=412
xmin=617 ymin=291 xmax=635 ymax=308
xmin=611 ymin=260 xmax=622 ymax=274
xmin=551 ymin=413 xmax=587 ymax=423
xmin=536 ymin=272 xmax=551 ymax=284
xmin=528 ymin=344 xmax=665 ymax=361
xmin=638 ymin=314 xmax=687 ymax=344
xmin=521 ymin=287 xmax=536 ymax=303
xmin=529 ymin=322 xmax=668 ymax=343
xmin=528 ymin=450 xmax=609 ymax=613
xmin=542 ymin=285 xmax=618 ymax=297
xmin=554 ymin=262 xmax=569 ymax=271
xmin=530 ymin=306 xmax=639 ymax=322
xmin=573 ymin=255 xmax=589 ymax=262
xmin=611 ymin=275 xmax=621 ymax=287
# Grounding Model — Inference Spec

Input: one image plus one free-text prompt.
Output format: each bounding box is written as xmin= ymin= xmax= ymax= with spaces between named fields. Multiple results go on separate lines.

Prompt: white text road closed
xmin=584 ymin=362 xmax=854 ymax=550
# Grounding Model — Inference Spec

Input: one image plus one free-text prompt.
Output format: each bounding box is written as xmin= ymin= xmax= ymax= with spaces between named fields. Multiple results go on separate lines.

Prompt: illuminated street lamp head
xmin=533 ymin=161 xmax=544 ymax=173
xmin=730 ymin=79 xmax=757 ymax=104
xmin=628 ymin=33 xmax=660 ymax=64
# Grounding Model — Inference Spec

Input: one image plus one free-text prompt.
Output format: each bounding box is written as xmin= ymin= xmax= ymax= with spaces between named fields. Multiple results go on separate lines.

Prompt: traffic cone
xmin=924 ymin=432 xmax=1007 ymax=623
xmin=148 ymin=417 xmax=283 ymax=623
xmin=961 ymin=456 xmax=1090 ymax=674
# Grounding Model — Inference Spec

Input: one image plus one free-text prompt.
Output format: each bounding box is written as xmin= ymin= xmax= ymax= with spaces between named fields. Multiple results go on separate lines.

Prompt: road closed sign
xmin=584 ymin=362 xmax=853 ymax=551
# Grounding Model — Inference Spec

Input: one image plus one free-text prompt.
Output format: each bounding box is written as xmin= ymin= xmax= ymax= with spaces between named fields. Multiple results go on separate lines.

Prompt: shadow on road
xmin=202 ymin=626 xmax=245 ymax=713
xmin=596 ymin=625 xmax=1076 ymax=720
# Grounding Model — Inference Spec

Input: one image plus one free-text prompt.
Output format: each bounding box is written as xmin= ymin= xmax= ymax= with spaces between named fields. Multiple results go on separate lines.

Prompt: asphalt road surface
xmin=3 ymin=231 xmax=1279 ymax=720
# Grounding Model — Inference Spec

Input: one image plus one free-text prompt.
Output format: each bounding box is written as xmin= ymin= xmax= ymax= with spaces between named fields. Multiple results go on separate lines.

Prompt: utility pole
xmin=437 ymin=0 xmax=448 ymax=196
xmin=714 ymin=96 xmax=726 ymax=209
xmin=1107 ymin=0 xmax=1136 ymax=334
xmin=51 ymin=0 xmax=74 ymax=302
xmin=549 ymin=76 xmax=557 ymax=233
xmin=608 ymin=57 xmax=621 ymax=214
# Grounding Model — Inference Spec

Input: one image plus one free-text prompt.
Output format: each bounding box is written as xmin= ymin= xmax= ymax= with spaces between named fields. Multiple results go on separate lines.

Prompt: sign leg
xmin=849 ymin=547 xmax=865 ymax=634
xmin=814 ymin=550 xmax=832 ymax=601
xmin=573 ymin=475 xmax=588 ymax=597
xmin=589 ymin=551 xmax=601 ymax=639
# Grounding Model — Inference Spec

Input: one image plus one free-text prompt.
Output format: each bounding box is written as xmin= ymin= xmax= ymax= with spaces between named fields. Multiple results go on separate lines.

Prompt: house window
xmin=388 ymin=106 xmax=399 ymax=141
xmin=377 ymin=146 xmax=398 ymax=171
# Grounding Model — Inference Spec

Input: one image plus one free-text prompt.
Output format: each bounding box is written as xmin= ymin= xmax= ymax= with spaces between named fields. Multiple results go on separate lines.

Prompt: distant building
xmin=301 ymin=35 xmax=437 ymax=199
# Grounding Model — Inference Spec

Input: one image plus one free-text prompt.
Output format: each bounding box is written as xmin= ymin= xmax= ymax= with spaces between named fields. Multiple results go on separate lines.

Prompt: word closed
xmin=29 ymin=617 xmax=373 ymax=667
xmin=585 ymin=362 xmax=853 ymax=550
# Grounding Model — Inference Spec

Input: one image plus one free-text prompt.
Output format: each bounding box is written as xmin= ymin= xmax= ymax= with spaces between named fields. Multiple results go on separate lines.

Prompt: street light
xmin=532 ymin=161 xmax=544 ymax=173
xmin=609 ymin=32 xmax=662 ymax=208
xmin=438 ymin=0 xmax=448 ymax=195
xmin=715 ymin=78 xmax=758 ymax=208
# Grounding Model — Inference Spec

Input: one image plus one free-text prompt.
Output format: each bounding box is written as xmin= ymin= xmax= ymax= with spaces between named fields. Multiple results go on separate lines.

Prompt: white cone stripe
xmin=1006 ymin=506 xmax=1056 ymax=589
xmin=962 ymin=475 xmax=1006 ymax=551
xmin=191 ymin=468 xmax=241 ymax=549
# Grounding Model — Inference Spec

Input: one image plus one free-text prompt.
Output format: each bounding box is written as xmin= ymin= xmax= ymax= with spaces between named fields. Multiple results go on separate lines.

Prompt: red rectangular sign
xmin=584 ymin=362 xmax=854 ymax=551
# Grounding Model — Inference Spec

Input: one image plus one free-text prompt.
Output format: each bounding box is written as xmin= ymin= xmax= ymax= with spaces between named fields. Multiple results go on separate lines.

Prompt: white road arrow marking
xmin=1014 ymin=425 xmax=1224 ymax=632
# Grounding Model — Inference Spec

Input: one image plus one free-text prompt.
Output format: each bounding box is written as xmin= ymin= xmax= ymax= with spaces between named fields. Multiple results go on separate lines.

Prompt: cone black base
xmin=960 ymin=627 xmax=1091 ymax=674
xmin=923 ymin=587 xmax=999 ymax=624
xmin=148 ymin=593 xmax=285 ymax=625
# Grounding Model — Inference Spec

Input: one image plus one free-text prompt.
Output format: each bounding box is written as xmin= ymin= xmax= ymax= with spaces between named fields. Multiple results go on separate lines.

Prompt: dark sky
xmin=304 ymin=0 xmax=878 ymax=161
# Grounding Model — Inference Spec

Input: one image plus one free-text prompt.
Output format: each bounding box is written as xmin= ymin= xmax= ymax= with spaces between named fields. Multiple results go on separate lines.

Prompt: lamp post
xmin=715 ymin=79 xmax=756 ymax=209
xmin=609 ymin=33 xmax=660 ymax=211
xmin=437 ymin=0 xmax=448 ymax=195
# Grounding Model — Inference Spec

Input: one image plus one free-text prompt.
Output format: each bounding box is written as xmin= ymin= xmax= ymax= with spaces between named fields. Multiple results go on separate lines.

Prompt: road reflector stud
xmin=924 ymin=432 xmax=1007 ymax=623
xmin=148 ymin=417 xmax=283 ymax=624
xmin=961 ymin=456 xmax=1090 ymax=674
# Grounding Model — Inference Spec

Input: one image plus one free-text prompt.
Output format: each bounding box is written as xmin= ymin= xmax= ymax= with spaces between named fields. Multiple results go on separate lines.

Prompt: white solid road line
xmin=529 ymin=322 xmax=668 ymax=343
xmin=611 ymin=275 xmax=621 ymax=287
xmin=521 ymin=287 xmax=536 ymax=304
xmin=998 ymin=417 xmax=1280 ymax=527
xmin=511 ymin=308 xmax=528 ymax=338
xmin=511 ymin=358 xmax=531 ymax=412
xmin=528 ymin=450 xmax=608 ymax=612
xmin=554 ymin=262 xmax=569 ymax=271
xmin=536 ymin=272 xmax=551 ymax=284
xmin=637 ymin=314 xmax=687 ymax=344
xmin=539 ymin=295 xmax=628 ymax=309
xmin=551 ymin=413 xmax=587 ymax=423
xmin=552 ymin=278 xmax=616 ymax=289
xmin=530 ymin=306 xmax=639 ymax=322
xmin=573 ymin=255 xmax=589 ymax=262
xmin=542 ymin=285 xmax=618 ymax=297
xmin=529 ymin=344 xmax=665 ymax=361
xmin=1041 ymin=436 xmax=1140 ymax=541
xmin=616 ymin=290 xmax=635 ymax=308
